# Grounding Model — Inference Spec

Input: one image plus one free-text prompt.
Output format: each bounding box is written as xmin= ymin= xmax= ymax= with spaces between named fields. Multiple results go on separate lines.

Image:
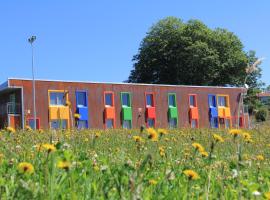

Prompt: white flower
xmin=232 ymin=169 xmax=238 ymax=178
xmin=252 ymin=191 xmax=261 ymax=196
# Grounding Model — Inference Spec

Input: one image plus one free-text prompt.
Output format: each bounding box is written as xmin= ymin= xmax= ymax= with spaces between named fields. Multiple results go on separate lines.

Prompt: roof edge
xmin=0 ymin=81 xmax=8 ymax=92
xmin=7 ymin=77 xmax=243 ymax=89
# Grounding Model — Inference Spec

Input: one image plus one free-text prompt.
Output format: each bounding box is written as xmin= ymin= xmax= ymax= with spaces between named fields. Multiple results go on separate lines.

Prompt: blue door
xmin=75 ymin=91 xmax=89 ymax=128
xmin=208 ymin=94 xmax=218 ymax=128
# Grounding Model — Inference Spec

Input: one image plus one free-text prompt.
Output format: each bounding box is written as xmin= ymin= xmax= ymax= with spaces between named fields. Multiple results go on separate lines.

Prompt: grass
xmin=1 ymin=126 xmax=270 ymax=199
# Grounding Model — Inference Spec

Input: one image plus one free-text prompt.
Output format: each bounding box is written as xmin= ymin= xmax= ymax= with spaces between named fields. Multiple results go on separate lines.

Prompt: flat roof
xmin=7 ymin=77 xmax=243 ymax=89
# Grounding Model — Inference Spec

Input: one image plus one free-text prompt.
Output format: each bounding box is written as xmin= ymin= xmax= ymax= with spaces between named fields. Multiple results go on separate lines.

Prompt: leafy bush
xmin=255 ymin=107 xmax=268 ymax=122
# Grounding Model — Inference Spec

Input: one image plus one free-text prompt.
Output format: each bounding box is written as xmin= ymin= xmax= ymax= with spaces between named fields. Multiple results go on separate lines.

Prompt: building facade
xmin=0 ymin=78 xmax=249 ymax=130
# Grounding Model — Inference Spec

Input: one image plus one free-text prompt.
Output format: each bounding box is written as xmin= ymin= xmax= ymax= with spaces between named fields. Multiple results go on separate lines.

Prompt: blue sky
xmin=1 ymin=0 xmax=269 ymax=86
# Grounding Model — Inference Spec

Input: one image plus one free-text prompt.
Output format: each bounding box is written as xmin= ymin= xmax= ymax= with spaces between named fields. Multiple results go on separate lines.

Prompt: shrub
xmin=255 ymin=107 xmax=268 ymax=122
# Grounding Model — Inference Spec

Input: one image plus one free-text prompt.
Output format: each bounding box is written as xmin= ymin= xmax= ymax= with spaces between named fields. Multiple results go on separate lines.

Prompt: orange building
xmin=0 ymin=78 xmax=249 ymax=130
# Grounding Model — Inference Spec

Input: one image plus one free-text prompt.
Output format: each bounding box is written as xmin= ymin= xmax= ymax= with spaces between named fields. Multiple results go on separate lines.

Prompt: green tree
xmin=128 ymin=17 xmax=251 ymax=86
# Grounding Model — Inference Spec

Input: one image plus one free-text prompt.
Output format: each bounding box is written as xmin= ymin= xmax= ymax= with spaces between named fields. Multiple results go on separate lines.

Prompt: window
xmin=50 ymin=92 xmax=66 ymax=106
xmin=106 ymin=119 xmax=114 ymax=128
xmin=210 ymin=118 xmax=218 ymax=128
xmin=77 ymin=91 xmax=87 ymax=107
xmin=123 ymin=120 xmax=131 ymax=129
xmin=146 ymin=94 xmax=154 ymax=107
xmin=208 ymin=95 xmax=216 ymax=107
xmin=50 ymin=120 xmax=67 ymax=129
xmin=225 ymin=119 xmax=230 ymax=128
xmin=105 ymin=93 xmax=113 ymax=107
xmin=218 ymin=96 xmax=227 ymax=107
xmin=28 ymin=118 xmax=40 ymax=130
xmin=169 ymin=118 xmax=177 ymax=128
xmin=147 ymin=119 xmax=155 ymax=127
xmin=168 ymin=94 xmax=176 ymax=107
xmin=191 ymin=119 xmax=197 ymax=128
xmin=189 ymin=95 xmax=197 ymax=107
xmin=77 ymin=120 xmax=88 ymax=129
xmin=121 ymin=93 xmax=131 ymax=107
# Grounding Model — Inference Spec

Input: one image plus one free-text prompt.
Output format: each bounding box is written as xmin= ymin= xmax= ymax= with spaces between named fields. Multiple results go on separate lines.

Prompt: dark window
xmin=189 ymin=95 xmax=196 ymax=107
xmin=218 ymin=96 xmax=227 ymax=107
xmin=122 ymin=93 xmax=130 ymax=107
xmin=146 ymin=94 xmax=154 ymax=107
xmin=209 ymin=96 xmax=216 ymax=107
xmin=50 ymin=120 xmax=67 ymax=129
xmin=77 ymin=92 xmax=87 ymax=107
xmin=105 ymin=93 xmax=113 ymax=106
xmin=123 ymin=120 xmax=131 ymax=129
xmin=106 ymin=119 xmax=114 ymax=128
xmin=147 ymin=118 xmax=155 ymax=127
xmin=50 ymin=92 xmax=66 ymax=106
xmin=169 ymin=118 xmax=177 ymax=128
xmin=168 ymin=94 xmax=176 ymax=107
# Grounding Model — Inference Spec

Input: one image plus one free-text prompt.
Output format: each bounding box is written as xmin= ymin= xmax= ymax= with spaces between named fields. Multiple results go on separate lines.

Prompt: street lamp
xmin=237 ymin=57 xmax=265 ymax=128
xmin=28 ymin=36 xmax=37 ymax=130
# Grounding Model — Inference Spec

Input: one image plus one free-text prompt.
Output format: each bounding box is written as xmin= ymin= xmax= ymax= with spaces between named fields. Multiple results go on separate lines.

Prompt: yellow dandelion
xmin=133 ymin=136 xmax=144 ymax=143
xmin=213 ymin=134 xmax=224 ymax=143
xmin=66 ymin=100 xmax=71 ymax=107
xmin=164 ymin=137 xmax=170 ymax=142
xmin=25 ymin=125 xmax=32 ymax=131
xmin=18 ymin=162 xmax=34 ymax=175
xmin=200 ymin=151 xmax=209 ymax=158
xmin=228 ymin=129 xmax=242 ymax=136
xmin=93 ymin=165 xmax=100 ymax=171
xmin=183 ymin=169 xmax=199 ymax=180
xmin=256 ymin=155 xmax=264 ymax=161
xmin=264 ymin=192 xmax=270 ymax=200
xmin=242 ymin=132 xmax=251 ymax=140
xmin=147 ymin=128 xmax=158 ymax=142
xmin=158 ymin=128 xmax=168 ymax=136
xmin=159 ymin=146 xmax=166 ymax=157
xmin=245 ymin=138 xmax=253 ymax=143
xmin=6 ymin=126 xmax=15 ymax=133
xmin=42 ymin=144 xmax=56 ymax=153
xmin=95 ymin=132 xmax=101 ymax=138
xmin=192 ymin=143 xmax=205 ymax=152
xmin=38 ymin=129 xmax=44 ymax=134
xmin=74 ymin=113 xmax=81 ymax=119
xmin=149 ymin=179 xmax=158 ymax=185
xmin=57 ymin=160 xmax=71 ymax=171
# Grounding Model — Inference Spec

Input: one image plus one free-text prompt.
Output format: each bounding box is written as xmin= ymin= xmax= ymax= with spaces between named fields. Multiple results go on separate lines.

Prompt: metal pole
xmin=32 ymin=43 xmax=37 ymax=130
xmin=28 ymin=36 xmax=37 ymax=130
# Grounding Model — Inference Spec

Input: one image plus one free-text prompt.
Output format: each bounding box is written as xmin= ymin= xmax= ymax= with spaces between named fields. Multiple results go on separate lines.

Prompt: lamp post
xmin=28 ymin=36 xmax=37 ymax=130
xmin=237 ymin=57 xmax=265 ymax=128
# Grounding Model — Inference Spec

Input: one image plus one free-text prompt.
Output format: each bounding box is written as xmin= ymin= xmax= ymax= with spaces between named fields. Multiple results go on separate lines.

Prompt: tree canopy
xmin=128 ymin=17 xmax=262 ymax=87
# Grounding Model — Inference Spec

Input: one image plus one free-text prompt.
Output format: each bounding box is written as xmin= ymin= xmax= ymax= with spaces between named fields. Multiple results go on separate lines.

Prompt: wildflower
xmin=93 ymin=165 xmax=100 ymax=171
xmin=213 ymin=134 xmax=224 ymax=143
xmin=74 ymin=113 xmax=81 ymax=119
xmin=25 ymin=125 xmax=32 ymax=131
xmin=164 ymin=137 xmax=170 ymax=142
xmin=264 ymin=192 xmax=270 ymax=200
xmin=6 ymin=126 xmax=15 ymax=133
xmin=42 ymin=144 xmax=56 ymax=153
xmin=84 ymin=138 xmax=89 ymax=142
xmin=38 ymin=129 xmax=44 ymax=134
xmin=232 ymin=169 xmax=238 ymax=178
xmin=95 ymin=132 xmax=100 ymax=138
xmin=133 ymin=136 xmax=144 ymax=143
xmin=149 ymin=179 xmax=158 ymax=185
xmin=244 ymin=138 xmax=253 ymax=143
xmin=66 ymin=100 xmax=71 ymax=107
xmin=192 ymin=143 xmax=205 ymax=152
xmin=183 ymin=170 xmax=199 ymax=180
xmin=158 ymin=128 xmax=168 ymax=136
xmin=200 ymin=151 xmax=209 ymax=158
xmin=159 ymin=146 xmax=166 ymax=157
xmin=17 ymin=162 xmax=34 ymax=175
xmin=252 ymin=191 xmax=261 ymax=196
xmin=228 ymin=129 xmax=242 ymax=137
xmin=147 ymin=128 xmax=158 ymax=142
xmin=57 ymin=160 xmax=71 ymax=171
xmin=256 ymin=155 xmax=264 ymax=161
xmin=242 ymin=132 xmax=251 ymax=140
